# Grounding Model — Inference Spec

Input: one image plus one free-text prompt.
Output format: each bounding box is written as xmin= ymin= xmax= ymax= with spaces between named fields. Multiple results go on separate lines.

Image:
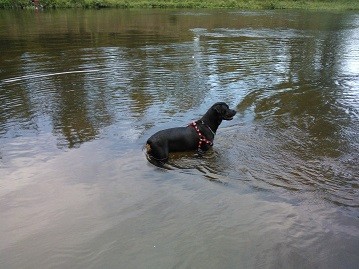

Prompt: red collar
xmin=189 ymin=121 xmax=214 ymax=149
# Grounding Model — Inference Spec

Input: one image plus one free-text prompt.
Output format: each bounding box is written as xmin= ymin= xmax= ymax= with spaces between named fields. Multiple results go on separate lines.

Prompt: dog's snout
xmin=223 ymin=108 xmax=236 ymax=120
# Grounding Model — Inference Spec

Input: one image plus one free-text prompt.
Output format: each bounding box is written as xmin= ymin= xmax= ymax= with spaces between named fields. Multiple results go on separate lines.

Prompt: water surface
xmin=0 ymin=9 xmax=358 ymax=269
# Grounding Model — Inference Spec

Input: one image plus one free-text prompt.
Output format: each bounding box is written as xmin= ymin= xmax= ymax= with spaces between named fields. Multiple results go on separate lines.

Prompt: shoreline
xmin=1 ymin=1 xmax=358 ymax=11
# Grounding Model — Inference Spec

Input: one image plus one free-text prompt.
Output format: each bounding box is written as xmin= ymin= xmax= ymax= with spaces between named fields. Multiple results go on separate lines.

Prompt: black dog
xmin=146 ymin=102 xmax=236 ymax=164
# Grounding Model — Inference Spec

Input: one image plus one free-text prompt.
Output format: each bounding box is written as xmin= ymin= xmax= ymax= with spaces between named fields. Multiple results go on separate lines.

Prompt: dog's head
xmin=212 ymin=102 xmax=237 ymax=120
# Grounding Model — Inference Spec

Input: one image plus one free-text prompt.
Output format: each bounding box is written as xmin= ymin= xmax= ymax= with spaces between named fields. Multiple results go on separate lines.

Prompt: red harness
xmin=189 ymin=121 xmax=214 ymax=150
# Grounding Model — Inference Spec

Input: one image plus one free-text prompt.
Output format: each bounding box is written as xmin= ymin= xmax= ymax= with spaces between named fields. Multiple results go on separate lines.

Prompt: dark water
xmin=0 ymin=9 xmax=358 ymax=269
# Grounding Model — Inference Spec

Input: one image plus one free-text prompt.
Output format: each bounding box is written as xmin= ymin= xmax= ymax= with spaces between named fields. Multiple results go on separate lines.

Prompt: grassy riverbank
xmin=1 ymin=0 xmax=358 ymax=10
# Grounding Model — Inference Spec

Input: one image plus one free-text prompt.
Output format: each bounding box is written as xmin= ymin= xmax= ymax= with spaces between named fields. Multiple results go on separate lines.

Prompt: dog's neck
xmin=200 ymin=109 xmax=222 ymax=133
xmin=197 ymin=120 xmax=216 ymax=136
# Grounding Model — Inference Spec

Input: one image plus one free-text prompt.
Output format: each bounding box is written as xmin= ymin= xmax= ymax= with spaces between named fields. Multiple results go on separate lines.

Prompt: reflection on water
xmin=0 ymin=9 xmax=358 ymax=269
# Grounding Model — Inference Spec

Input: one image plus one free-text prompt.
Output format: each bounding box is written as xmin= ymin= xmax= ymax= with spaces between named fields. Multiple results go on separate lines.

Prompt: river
xmin=0 ymin=8 xmax=358 ymax=269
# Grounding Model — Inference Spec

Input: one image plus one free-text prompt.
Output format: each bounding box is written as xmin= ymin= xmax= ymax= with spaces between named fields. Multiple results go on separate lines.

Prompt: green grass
xmin=1 ymin=0 xmax=358 ymax=10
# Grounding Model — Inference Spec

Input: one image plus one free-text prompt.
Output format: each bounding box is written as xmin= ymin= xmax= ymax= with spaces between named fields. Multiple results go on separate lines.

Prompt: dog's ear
xmin=214 ymin=103 xmax=227 ymax=115
xmin=214 ymin=106 xmax=222 ymax=114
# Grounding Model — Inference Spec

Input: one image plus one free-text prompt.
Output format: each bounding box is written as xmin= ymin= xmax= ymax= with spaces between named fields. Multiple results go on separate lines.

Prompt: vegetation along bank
xmin=1 ymin=0 xmax=358 ymax=10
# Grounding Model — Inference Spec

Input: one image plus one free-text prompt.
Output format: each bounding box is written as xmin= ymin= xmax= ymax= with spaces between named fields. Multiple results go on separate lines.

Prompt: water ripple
xmin=1 ymin=69 xmax=101 ymax=85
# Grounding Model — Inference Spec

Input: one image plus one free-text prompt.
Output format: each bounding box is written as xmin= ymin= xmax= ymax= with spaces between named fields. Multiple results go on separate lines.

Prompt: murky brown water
xmin=1 ymin=9 xmax=358 ymax=269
